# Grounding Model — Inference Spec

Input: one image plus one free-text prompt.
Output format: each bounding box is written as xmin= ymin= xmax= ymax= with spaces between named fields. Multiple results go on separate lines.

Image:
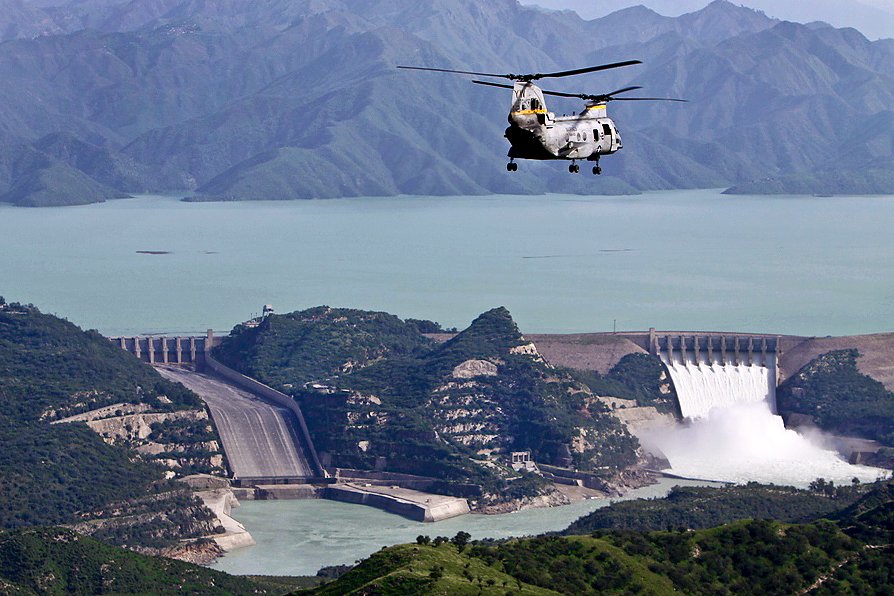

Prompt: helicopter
xmin=398 ymin=60 xmax=685 ymax=175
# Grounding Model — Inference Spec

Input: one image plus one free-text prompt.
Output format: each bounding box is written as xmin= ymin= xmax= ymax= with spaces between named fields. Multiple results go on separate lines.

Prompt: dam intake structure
xmin=652 ymin=333 xmax=779 ymax=419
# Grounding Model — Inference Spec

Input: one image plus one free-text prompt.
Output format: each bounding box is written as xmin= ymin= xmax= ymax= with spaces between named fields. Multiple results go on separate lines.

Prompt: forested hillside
xmin=563 ymin=482 xmax=867 ymax=534
xmin=1 ymin=0 xmax=893 ymax=205
xmin=214 ymin=306 xmax=641 ymax=506
xmin=777 ymin=349 xmax=894 ymax=446
xmin=0 ymin=298 xmax=223 ymax=551
xmin=0 ymin=527 xmax=272 ymax=595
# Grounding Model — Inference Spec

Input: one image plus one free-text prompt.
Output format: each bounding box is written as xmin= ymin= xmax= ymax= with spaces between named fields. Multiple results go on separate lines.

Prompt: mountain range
xmin=1 ymin=0 xmax=893 ymax=206
xmin=527 ymin=0 xmax=894 ymax=42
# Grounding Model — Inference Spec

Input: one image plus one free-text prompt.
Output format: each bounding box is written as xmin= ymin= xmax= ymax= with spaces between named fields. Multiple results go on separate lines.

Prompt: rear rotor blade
xmin=611 ymin=97 xmax=688 ymax=102
xmin=604 ymin=86 xmax=643 ymax=97
xmin=540 ymin=89 xmax=590 ymax=99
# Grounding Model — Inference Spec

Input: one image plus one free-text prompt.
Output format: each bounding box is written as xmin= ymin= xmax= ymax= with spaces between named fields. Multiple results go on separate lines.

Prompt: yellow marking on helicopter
xmin=586 ymin=104 xmax=608 ymax=111
xmin=511 ymin=109 xmax=548 ymax=115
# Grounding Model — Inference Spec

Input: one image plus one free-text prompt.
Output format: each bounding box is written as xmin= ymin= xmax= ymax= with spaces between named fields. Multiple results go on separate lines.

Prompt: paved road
xmin=157 ymin=366 xmax=313 ymax=479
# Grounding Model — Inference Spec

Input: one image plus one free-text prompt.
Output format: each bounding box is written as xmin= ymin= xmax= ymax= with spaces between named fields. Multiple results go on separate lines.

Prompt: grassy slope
xmin=308 ymin=543 xmax=556 ymax=596
xmin=307 ymin=518 xmax=864 ymax=595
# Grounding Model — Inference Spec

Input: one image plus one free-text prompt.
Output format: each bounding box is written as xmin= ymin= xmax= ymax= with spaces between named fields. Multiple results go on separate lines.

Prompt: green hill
xmin=305 ymin=513 xmax=887 ymax=595
xmin=0 ymin=527 xmax=263 ymax=595
xmin=777 ymin=349 xmax=894 ymax=446
xmin=563 ymin=483 xmax=864 ymax=534
xmin=0 ymin=299 xmax=223 ymax=550
xmin=215 ymin=306 xmax=640 ymax=505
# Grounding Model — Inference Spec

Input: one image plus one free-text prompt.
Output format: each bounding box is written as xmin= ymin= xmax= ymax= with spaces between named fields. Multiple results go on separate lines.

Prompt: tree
xmin=416 ymin=535 xmax=431 ymax=545
xmin=451 ymin=530 xmax=472 ymax=552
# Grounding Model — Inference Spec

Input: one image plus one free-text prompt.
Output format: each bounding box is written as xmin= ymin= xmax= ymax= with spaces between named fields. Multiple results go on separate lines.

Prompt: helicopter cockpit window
xmin=531 ymin=98 xmax=541 ymax=110
xmin=602 ymin=123 xmax=612 ymax=137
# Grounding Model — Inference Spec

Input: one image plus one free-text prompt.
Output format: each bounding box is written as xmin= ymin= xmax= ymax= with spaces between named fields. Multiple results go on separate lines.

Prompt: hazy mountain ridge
xmin=1 ymin=0 xmax=893 ymax=205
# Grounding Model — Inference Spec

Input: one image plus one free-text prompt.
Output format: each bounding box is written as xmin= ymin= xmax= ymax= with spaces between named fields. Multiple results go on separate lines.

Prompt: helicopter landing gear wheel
xmin=506 ymin=161 xmax=517 ymax=172
xmin=568 ymin=163 xmax=580 ymax=174
xmin=592 ymin=166 xmax=602 ymax=175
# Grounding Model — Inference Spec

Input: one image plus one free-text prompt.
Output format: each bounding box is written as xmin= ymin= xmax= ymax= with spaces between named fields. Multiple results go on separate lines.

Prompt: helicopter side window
xmin=593 ymin=128 xmax=600 ymax=139
xmin=531 ymin=98 xmax=541 ymax=110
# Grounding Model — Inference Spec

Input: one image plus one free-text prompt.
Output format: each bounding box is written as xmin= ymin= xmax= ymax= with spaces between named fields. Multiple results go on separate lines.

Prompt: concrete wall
xmin=538 ymin=463 xmax=611 ymax=491
xmin=204 ymin=352 xmax=326 ymax=479
xmin=110 ymin=332 xmax=326 ymax=481
xmin=323 ymin=485 xmax=470 ymax=522
xmin=653 ymin=333 xmax=780 ymax=366
xmin=110 ymin=333 xmax=220 ymax=366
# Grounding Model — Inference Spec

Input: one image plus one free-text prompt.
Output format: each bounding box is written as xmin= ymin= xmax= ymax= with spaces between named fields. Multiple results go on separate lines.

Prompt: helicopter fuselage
xmin=396 ymin=60 xmax=682 ymax=174
xmin=505 ymin=82 xmax=621 ymax=162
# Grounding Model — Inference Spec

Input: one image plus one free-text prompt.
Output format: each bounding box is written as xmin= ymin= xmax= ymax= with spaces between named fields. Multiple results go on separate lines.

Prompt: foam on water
xmin=646 ymin=401 xmax=887 ymax=486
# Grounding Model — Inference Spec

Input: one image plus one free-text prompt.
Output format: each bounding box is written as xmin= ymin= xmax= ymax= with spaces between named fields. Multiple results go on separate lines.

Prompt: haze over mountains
xmin=1 ymin=0 xmax=893 ymax=206
xmin=528 ymin=0 xmax=894 ymax=41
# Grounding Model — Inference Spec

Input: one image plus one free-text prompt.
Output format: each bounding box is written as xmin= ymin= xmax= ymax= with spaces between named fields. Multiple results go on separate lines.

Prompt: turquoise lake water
xmin=1 ymin=190 xmax=893 ymax=337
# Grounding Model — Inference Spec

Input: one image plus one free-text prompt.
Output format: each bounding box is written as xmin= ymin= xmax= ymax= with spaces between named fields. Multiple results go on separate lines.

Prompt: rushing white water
xmin=667 ymin=357 xmax=775 ymax=419
xmin=646 ymin=402 xmax=887 ymax=486
xmin=650 ymin=345 xmax=887 ymax=485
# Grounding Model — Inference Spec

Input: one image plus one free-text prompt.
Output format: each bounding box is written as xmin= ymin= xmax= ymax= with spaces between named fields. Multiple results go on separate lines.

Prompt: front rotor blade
xmin=397 ymin=65 xmax=514 ymax=79
xmin=535 ymin=60 xmax=642 ymax=79
xmin=472 ymin=80 xmax=517 ymax=91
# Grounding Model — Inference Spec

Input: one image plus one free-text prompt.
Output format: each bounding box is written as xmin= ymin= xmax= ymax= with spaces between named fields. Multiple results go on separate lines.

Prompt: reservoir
xmin=1 ymin=190 xmax=893 ymax=338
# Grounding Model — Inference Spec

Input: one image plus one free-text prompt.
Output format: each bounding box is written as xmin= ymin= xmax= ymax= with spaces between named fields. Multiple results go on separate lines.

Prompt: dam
xmin=653 ymin=334 xmax=778 ymax=419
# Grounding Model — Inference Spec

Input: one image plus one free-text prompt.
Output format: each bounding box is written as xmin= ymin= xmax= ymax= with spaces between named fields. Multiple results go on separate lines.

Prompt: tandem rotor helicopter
xmin=398 ymin=60 xmax=685 ymax=175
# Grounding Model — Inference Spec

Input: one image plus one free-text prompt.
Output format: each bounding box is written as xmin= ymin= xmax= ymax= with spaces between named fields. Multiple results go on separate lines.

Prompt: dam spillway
xmin=655 ymin=334 xmax=778 ymax=419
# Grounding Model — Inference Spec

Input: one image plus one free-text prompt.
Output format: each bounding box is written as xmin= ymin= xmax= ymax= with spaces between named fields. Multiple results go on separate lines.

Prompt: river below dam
xmin=1 ymin=189 xmax=893 ymax=337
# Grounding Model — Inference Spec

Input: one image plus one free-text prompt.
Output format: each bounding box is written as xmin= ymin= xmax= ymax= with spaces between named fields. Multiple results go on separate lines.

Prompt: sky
xmin=521 ymin=0 xmax=894 ymax=40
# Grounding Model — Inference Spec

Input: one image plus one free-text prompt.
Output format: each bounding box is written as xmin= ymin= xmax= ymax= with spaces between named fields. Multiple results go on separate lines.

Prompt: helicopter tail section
xmin=509 ymin=82 xmax=551 ymax=128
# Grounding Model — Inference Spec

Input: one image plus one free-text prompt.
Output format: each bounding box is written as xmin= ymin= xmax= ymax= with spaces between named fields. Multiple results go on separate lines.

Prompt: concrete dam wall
xmin=109 ymin=332 xmax=220 ymax=366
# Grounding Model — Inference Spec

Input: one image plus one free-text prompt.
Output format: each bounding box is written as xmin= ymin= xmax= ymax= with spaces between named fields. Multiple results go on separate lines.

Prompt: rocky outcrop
xmin=194 ymin=488 xmax=256 ymax=553
xmin=476 ymin=487 xmax=571 ymax=514
xmin=452 ymin=359 xmax=498 ymax=379
xmin=52 ymin=404 xmax=226 ymax=477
